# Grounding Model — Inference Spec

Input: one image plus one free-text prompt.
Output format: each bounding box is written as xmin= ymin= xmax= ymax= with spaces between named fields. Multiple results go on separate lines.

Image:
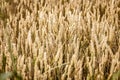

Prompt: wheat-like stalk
xmin=0 ymin=0 xmax=120 ymax=80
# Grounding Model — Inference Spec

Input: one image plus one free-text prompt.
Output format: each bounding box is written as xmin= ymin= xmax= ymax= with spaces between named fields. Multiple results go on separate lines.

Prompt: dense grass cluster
xmin=0 ymin=0 xmax=120 ymax=80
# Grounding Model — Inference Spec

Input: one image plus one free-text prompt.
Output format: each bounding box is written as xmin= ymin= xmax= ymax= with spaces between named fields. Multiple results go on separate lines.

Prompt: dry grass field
xmin=0 ymin=0 xmax=120 ymax=80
